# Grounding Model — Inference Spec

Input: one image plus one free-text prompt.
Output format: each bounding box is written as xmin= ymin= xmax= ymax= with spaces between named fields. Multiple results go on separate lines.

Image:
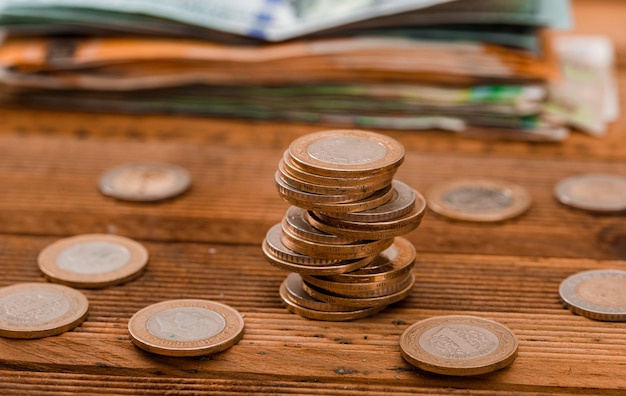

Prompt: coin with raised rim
xmin=400 ymin=315 xmax=518 ymax=376
xmin=0 ymin=282 xmax=89 ymax=339
xmin=38 ymin=234 xmax=149 ymax=289
xmin=559 ymin=269 xmax=626 ymax=321
xmin=288 ymin=129 xmax=404 ymax=177
xmin=281 ymin=273 xmax=358 ymax=313
xmin=128 ymin=299 xmax=244 ymax=357
xmin=426 ymin=178 xmax=531 ymax=222
xmin=99 ymin=162 xmax=191 ymax=202
xmin=554 ymin=174 xmax=626 ymax=212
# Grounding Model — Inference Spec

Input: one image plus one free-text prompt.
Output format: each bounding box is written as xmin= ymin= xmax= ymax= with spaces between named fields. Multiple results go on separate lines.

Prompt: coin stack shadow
xmin=262 ymin=129 xmax=426 ymax=321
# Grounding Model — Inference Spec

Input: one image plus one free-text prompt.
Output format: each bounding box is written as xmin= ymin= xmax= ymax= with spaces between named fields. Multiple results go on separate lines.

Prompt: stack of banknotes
xmin=0 ymin=0 xmax=616 ymax=140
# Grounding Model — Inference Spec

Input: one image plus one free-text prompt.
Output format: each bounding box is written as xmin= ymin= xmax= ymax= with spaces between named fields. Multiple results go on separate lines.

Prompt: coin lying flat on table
xmin=554 ymin=174 xmax=626 ymax=212
xmin=128 ymin=299 xmax=244 ymax=357
xmin=559 ymin=269 xmax=626 ymax=321
xmin=0 ymin=282 xmax=89 ymax=339
xmin=426 ymin=178 xmax=531 ymax=222
xmin=99 ymin=162 xmax=191 ymax=201
xmin=38 ymin=234 xmax=149 ymax=289
xmin=400 ymin=315 xmax=518 ymax=376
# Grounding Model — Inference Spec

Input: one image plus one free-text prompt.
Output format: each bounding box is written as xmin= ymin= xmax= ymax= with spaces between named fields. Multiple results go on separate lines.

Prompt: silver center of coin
xmin=113 ymin=168 xmax=179 ymax=195
xmin=568 ymin=180 xmax=626 ymax=204
xmin=147 ymin=307 xmax=226 ymax=342
xmin=307 ymin=136 xmax=386 ymax=165
xmin=419 ymin=324 xmax=499 ymax=359
xmin=577 ymin=278 xmax=626 ymax=307
xmin=0 ymin=291 xmax=70 ymax=325
xmin=444 ymin=186 xmax=513 ymax=212
xmin=55 ymin=242 xmax=131 ymax=275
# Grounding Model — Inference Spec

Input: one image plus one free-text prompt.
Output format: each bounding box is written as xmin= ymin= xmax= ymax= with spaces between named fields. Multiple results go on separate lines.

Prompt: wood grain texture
xmin=1 ymin=1 xmax=626 ymax=394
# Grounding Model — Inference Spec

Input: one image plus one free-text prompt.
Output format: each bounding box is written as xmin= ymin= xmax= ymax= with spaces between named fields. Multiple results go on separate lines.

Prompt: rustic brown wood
xmin=1 ymin=1 xmax=626 ymax=394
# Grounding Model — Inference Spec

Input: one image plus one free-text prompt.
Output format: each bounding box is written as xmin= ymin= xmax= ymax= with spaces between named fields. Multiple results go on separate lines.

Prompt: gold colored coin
xmin=280 ymin=279 xmax=386 ymax=321
xmin=303 ymin=273 xmax=415 ymax=308
xmin=302 ymin=271 xmax=412 ymax=298
xmin=262 ymin=239 xmax=373 ymax=275
xmin=554 ymin=174 xmax=626 ymax=213
xmin=38 ymin=234 xmax=148 ymax=289
xmin=264 ymin=224 xmax=342 ymax=266
xmin=278 ymin=160 xmax=390 ymax=196
xmin=325 ymin=237 xmax=416 ymax=284
xmin=0 ymin=282 xmax=89 ymax=339
xmin=280 ymin=273 xmax=356 ymax=312
xmin=306 ymin=183 xmax=395 ymax=214
xmin=280 ymin=225 xmax=394 ymax=260
xmin=128 ymin=299 xmax=244 ymax=357
xmin=313 ymin=191 xmax=425 ymax=232
xmin=427 ymin=178 xmax=531 ymax=222
xmin=288 ymin=129 xmax=404 ymax=177
xmin=275 ymin=171 xmax=373 ymax=205
xmin=282 ymin=206 xmax=357 ymax=246
xmin=400 ymin=315 xmax=518 ymax=376
xmin=281 ymin=151 xmax=395 ymax=187
xmin=559 ymin=269 xmax=626 ymax=321
xmin=306 ymin=208 xmax=423 ymax=240
xmin=326 ymin=180 xmax=416 ymax=223
xmin=99 ymin=162 xmax=191 ymax=202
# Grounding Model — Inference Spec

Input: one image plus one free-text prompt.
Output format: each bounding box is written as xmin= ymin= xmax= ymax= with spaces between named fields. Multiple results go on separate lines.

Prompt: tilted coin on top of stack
xmin=262 ymin=129 xmax=426 ymax=321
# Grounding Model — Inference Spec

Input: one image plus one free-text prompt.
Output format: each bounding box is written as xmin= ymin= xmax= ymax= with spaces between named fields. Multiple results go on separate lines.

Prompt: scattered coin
xmin=554 ymin=173 xmax=626 ymax=212
xmin=426 ymin=178 xmax=531 ymax=222
xmin=0 ymin=282 xmax=89 ymax=339
xmin=559 ymin=269 xmax=626 ymax=321
xmin=400 ymin=315 xmax=518 ymax=376
xmin=38 ymin=234 xmax=149 ymax=289
xmin=128 ymin=299 xmax=244 ymax=357
xmin=288 ymin=129 xmax=404 ymax=177
xmin=99 ymin=162 xmax=191 ymax=202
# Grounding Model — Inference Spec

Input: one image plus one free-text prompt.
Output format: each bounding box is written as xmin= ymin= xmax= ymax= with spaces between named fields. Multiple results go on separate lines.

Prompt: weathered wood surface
xmin=1 ymin=1 xmax=625 ymax=394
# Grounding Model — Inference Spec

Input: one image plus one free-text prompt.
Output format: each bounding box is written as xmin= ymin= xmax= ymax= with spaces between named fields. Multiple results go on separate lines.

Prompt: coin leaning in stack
xmin=262 ymin=129 xmax=426 ymax=321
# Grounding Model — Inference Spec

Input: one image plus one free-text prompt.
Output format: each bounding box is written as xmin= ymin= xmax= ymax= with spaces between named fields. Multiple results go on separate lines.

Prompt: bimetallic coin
xmin=307 ymin=183 xmax=395 ymax=214
xmin=325 ymin=237 xmax=416 ymax=284
xmin=280 ymin=278 xmax=386 ymax=321
xmin=281 ymin=273 xmax=357 ymax=312
xmin=427 ymin=179 xmax=531 ymax=222
xmin=554 ymin=174 xmax=626 ymax=212
xmin=128 ymin=299 xmax=244 ymax=357
xmin=400 ymin=315 xmax=518 ymax=376
xmin=0 ymin=283 xmax=88 ymax=339
xmin=99 ymin=162 xmax=191 ymax=202
xmin=280 ymin=225 xmax=393 ymax=260
xmin=264 ymin=224 xmax=343 ymax=266
xmin=326 ymin=180 xmax=416 ymax=223
xmin=288 ymin=129 xmax=404 ymax=177
xmin=282 ymin=206 xmax=357 ymax=246
xmin=262 ymin=239 xmax=373 ymax=276
xmin=38 ymin=234 xmax=148 ymax=289
xmin=302 ymin=271 xmax=413 ymax=298
xmin=275 ymin=171 xmax=373 ymax=206
xmin=278 ymin=160 xmax=390 ymax=196
xmin=559 ymin=269 xmax=626 ymax=321
xmin=281 ymin=151 xmax=395 ymax=187
xmin=302 ymin=274 xmax=415 ymax=308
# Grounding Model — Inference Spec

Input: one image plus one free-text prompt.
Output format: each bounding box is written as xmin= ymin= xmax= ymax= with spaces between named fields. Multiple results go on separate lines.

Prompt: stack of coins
xmin=262 ymin=129 xmax=426 ymax=321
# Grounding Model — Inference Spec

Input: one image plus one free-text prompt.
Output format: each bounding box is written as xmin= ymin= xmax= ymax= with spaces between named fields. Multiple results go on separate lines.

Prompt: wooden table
xmin=1 ymin=1 xmax=625 ymax=394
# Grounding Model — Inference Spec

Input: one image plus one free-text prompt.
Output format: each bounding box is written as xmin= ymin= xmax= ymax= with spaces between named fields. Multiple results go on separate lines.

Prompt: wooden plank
xmin=1 ymin=235 xmax=626 ymax=394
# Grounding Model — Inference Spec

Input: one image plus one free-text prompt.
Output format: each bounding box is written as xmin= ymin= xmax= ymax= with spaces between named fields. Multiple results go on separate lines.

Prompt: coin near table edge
xmin=37 ymin=234 xmax=149 ymax=289
xmin=128 ymin=299 xmax=245 ymax=357
xmin=399 ymin=315 xmax=518 ymax=376
xmin=559 ymin=269 xmax=626 ymax=321
xmin=554 ymin=173 xmax=626 ymax=212
xmin=426 ymin=178 xmax=532 ymax=222
xmin=0 ymin=282 xmax=89 ymax=339
xmin=99 ymin=162 xmax=191 ymax=202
